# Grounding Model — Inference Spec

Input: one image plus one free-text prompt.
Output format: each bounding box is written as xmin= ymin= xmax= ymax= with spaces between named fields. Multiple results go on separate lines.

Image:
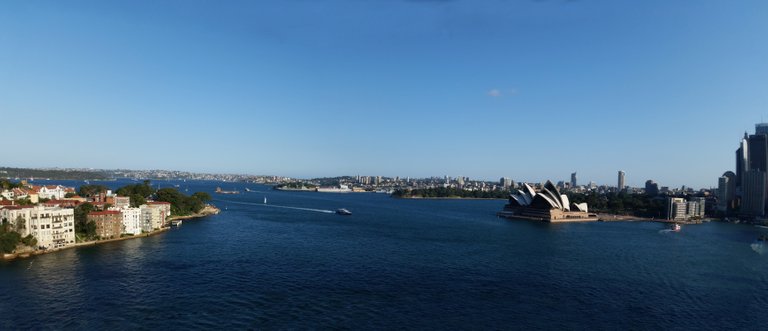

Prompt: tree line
xmin=392 ymin=187 xmax=509 ymax=199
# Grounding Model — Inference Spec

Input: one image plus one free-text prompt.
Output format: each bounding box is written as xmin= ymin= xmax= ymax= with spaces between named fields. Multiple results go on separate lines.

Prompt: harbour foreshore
xmin=2 ymin=205 xmax=220 ymax=261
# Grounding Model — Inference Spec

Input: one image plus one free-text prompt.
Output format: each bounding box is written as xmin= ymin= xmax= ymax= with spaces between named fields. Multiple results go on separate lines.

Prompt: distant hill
xmin=0 ymin=167 xmax=108 ymax=180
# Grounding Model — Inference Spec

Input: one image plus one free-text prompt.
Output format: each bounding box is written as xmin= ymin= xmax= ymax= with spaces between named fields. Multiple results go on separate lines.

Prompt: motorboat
xmin=336 ymin=208 xmax=352 ymax=216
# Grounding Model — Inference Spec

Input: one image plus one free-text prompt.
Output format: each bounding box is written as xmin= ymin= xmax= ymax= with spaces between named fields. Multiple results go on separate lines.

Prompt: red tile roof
xmin=1 ymin=205 xmax=34 ymax=210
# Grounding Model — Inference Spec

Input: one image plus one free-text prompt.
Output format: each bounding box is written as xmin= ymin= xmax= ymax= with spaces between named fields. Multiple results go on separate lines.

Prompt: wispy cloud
xmin=488 ymin=88 xmax=519 ymax=97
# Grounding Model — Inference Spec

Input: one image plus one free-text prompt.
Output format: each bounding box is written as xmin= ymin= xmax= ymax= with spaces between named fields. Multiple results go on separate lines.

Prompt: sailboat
xmin=264 ymin=196 xmax=267 ymax=204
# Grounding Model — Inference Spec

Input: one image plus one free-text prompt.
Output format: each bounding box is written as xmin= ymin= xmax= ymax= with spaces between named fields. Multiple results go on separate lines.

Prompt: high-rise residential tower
xmin=618 ymin=171 xmax=625 ymax=191
xmin=570 ymin=172 xmax=577 ymax=188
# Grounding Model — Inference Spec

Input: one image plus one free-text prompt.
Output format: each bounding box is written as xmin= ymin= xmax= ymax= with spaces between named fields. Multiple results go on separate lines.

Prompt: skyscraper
xmin=736 ymin=132 xmax=749 ymax=189
xmin=741 ymin=170 xmax=766 ymax=217
xmin=748 ymin=133 xmax=768 ymax=172
xmin=618 ymin=171 xmax=625 ymax=191
xmin=717 ymin=172 xmax=736 ymax=212
xmin=500 ymin=177 xmax=512 ymax=189
xmin=645 ymin=180 xmax=659 ymax=196
xmin=756 ymin=123 xmax=768 ymax=135
xmin=570 ymin=172 xmax=577 ymax=188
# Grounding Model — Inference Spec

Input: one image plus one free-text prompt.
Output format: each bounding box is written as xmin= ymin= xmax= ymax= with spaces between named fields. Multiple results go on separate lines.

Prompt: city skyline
xmin=2 ymin=1 xmax=767 ymax=188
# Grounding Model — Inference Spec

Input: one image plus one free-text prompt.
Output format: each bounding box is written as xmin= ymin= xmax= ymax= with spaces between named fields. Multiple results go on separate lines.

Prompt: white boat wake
xmin=217 ymin=199 xmax=334 ymax=214
xmin=751 ymin=242 xmax=765 ymax=255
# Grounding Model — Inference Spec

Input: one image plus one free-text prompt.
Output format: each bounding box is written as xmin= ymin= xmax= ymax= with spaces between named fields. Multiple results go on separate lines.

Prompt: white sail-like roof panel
xmin=572 ymin=203 xmax=588 ymax=213
xmin=560 ymin=195 xmax=571 ymax=212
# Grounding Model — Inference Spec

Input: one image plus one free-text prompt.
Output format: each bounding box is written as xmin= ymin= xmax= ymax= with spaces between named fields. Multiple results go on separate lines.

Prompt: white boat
xmin=671 ymin=223 xmax=681 ymax=232
xmin=316 ymin=185 xmax=352 ymax=193
xmin=336 ymin=208 xmax=352 ymax=216
xmin=264 ymin=196 xmax=267 ymax=204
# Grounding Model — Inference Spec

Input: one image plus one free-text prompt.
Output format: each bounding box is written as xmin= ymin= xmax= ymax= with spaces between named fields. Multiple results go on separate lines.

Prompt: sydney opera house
xmin=497 ymin=180 xmax=598 ymax=222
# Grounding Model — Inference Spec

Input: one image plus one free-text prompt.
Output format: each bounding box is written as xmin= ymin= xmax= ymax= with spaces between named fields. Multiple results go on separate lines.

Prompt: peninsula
xmin=1 ymin=180 xmax=218 ymax=260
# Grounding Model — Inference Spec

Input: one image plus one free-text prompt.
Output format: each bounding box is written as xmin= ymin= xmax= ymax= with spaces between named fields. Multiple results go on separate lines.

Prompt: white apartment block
xmin=1 ymin=206 xmax=75 ymax=249
xmin=30 ymin=206 xmax=76 ymax=249
xmin=140 ymin=204 xmax=164 ymax=232
xmin=0 ymin=206 xmax=34 ymax=237
xmin=120 ymin=207 xmax=142 ymax=235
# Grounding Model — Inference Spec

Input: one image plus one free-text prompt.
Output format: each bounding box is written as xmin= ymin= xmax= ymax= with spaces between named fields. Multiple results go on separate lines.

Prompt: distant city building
xmin=500 ymin=177 xmax=513 ymax=189
xmin=690 ymin=197 xmax=706 ymax=217
xmin=748 ymin=133 xmax=768 ymax=172
xmin=570 ymin=172 xmax=577 ymax=188
xmin=645 ymin=180 xmax=659 ymax=196
xmin=717 ymin=172 xmax=736 ymax=212
xmin=756 ymin=123 xmax=768 ymax=135
xmin=741 ymin=170 xmax=766 ymax=217
xmin=618 ymin=171 xmax=625 ymax=191
xmin=736 ymin=132 xmax=749 ymax=189
xmin=725 ymin=123 xmax=768 ymax=218
xmin=666 ymin=197 xmax=687 ymax=220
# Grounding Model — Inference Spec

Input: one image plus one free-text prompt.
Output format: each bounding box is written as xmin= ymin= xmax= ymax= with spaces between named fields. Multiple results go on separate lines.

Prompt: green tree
xmin=85 ymin=221 xmax=96 ymax=239
xmin=116 ymin=181 xmax=155 ymax=202
xmin=0 ymin=232 xmax=21 ymax=253
xmin=21 ymin=234 xmax=37 ymax=247
xmin=155 ymin=188 xmax=208 ymax=216
xmin=78 ymin=185 xmax=109 ymax=197
xmin=74 ymin=203 xmax=95 ymax=237
xmin=192 ymin=192 xmax=211 ymax=202
xmin=129 ymin=194 xmax=146 ymax=207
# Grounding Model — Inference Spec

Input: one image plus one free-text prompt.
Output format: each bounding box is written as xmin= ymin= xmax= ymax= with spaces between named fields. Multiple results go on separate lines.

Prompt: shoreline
xmin=2 ymin=205 xmax=220 ymax=261
xmin=168 ymin=205 xmax=220 ymax=221
xmin=395 ymin=196 xmax=507 ymax=200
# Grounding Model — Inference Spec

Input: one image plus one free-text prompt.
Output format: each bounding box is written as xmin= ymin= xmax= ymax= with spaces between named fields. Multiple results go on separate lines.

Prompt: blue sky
xmin=1 ymin=0 xmax=766 ymax=188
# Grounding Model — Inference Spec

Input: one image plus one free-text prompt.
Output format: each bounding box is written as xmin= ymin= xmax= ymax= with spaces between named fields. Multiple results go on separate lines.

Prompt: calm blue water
xmin=2 ymin=180 xmax=768 ymax=329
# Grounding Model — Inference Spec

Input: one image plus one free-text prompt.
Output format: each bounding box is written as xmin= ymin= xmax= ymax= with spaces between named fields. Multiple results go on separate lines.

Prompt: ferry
xmin=317 ymin=185 xmax=352 ymax=193
xmin=336 ymin=208 xmax=352 ymax=216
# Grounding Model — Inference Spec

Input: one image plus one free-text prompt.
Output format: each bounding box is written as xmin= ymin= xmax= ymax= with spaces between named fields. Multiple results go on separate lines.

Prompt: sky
xmin=1 ymin=0 xmax=767 ymax=188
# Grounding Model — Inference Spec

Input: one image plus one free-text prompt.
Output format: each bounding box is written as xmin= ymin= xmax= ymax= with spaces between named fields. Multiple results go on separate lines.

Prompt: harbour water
xmin=2 ymin=180 xmax=768 ymax=329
